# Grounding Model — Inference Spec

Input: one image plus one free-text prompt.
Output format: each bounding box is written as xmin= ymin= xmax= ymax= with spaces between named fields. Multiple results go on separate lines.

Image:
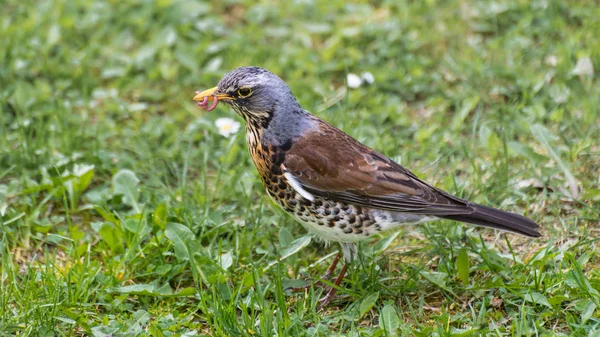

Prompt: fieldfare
xmin=193 ymin=66 xmax=541 ymax=307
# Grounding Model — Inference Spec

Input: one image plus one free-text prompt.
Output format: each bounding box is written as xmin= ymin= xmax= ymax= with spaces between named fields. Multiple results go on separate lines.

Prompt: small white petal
xmin=346 ymin=73 xmax=362 ymax=89
xmin=215 ymin=117 xmax=241 ymax=138
xmin=360 ymin=71 xmax=374 ymax=84
xmin=15 ymin=59 xmax=27 ymax=70
xmin=215 ymin=118 xmax=232 ymax=128
xmin=544 ymin=55 xmax=558 ymax=67
xmin=572 ymin=56 xmax=594 ymax=76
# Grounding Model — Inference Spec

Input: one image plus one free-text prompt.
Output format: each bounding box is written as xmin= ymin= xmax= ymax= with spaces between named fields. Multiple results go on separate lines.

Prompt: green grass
xmin=1 ymin=0 xmax=600 ymax=335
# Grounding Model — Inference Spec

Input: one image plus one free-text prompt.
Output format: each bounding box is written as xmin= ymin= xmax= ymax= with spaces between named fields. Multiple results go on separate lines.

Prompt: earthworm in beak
xmin=196 ymin=96 xmax=208 ymax=107
xmin=194 ymin=88 xmax=221 ymax=111
xmin=206 ymin=96 xmax=219 ymax=111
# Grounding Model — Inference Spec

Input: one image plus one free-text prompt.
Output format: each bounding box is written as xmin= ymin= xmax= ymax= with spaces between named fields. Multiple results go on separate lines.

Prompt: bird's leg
xmin=316 ymin=242 xmax=354 ymax=308
xmin=322 ymin=251 xmax=342 ymax=279
xmin=317 ymin=263 xmax=348 ymax=310
xmin=289 ymin=252 xmax=342 ymax=292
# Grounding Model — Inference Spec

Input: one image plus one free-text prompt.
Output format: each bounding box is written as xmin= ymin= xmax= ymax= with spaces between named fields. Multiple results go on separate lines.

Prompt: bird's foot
xmin=287 ymin=251 xmax=349 ymax=310
xmin=316 ymin=287 xmax=337 ymax=310
xmin=316 ymin=263 xmax=348 ymax=310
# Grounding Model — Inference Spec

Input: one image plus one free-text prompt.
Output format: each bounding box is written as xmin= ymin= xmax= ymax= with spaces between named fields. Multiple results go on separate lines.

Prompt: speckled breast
xmin=259 ymin=170 xmax=385 ymax=243
xmin=246 ymin=136 xmax=385 ymax=242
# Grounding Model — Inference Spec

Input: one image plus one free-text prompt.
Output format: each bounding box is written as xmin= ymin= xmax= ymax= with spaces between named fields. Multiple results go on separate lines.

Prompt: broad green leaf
xmin=149 ymin=323 xmax=165 ymax=337
xmin=125 ymin=310 xmax=150 ymax=334
xmin=280 ymin=234 xmax=312 ymax=260
xmin=508 ymin=141 xmax=548 ymax=164
xmin=281 ymin=279 xmax=311 ymax=290
xmin=420 ymin=271 xmax=453 ymax=294
xmin=548 ymin=295 xmax=568 ymax=306
xmin=359 ymin=292 xmax=379 ymax=318
xmin=98 ymin=222 xmax=124 ymax=252
xmin=124 ymin=218 xmax=141 ymax=233
xmin=112 ymin=170 xmax=141 ymax=213
xmin=113 ymin=283 xmax=158 ymax=294
xmin=456 ymin=248 xmax=470 ymax=285
xmin=581 ymin=300 xmax=596 ymax=324
xmin=155 ymin=265 xmax=172 ymax=276
xmin=75 ymin=165 xmax=95 ymax=193
xmin=11 ymin=81 xmax=36 ymax=110
xmin=173 ymin=287 xmax=197 ymax=297
xmin=153 ymin=201 xmax=168 ymax=229
xmin=449 ymin=328 xmax=480 ymax=336
xmin=112 ymin=283 xmax=194 ymax=297
xmin=91 ymin=326 xmax=118 ymax=337
xmin=278 ymin=226 xmax=294 ymax=248
xmin=63 ymin=164 xmax=95 ymax=208
xmin=53 ymin=316 xmax=76 ymax=324
xmin=123 ymin=218 xmax=150 ymax=239
xmin=263 ymin=235 xmax=312 ymax=271
xmin=379 ymin=304 xmax=400 ymax=337
xmin=581 ymin=188 xmax=600 ymax=201
xmin=165 ymin=222 xmax=196 ymax=261
xmin=373 ymin=232 xmax=399 ymax=254
xmin=63 ymin=179 xmax=76 ymax=208
xmin=93 ymin=205 xmax=120 ymax=224
xmin=219 ymin=251 xmax=233 ymax=271
xmin=522 ymin=292 xmax=552 ymax=308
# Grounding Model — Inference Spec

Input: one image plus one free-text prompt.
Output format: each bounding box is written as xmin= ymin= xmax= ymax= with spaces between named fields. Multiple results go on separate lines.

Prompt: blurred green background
xmin=1 ymin=0 xmax=599 ymax=336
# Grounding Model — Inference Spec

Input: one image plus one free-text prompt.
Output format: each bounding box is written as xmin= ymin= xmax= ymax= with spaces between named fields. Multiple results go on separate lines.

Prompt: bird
xmin=193 ymin=66 xmax=541 ymax=307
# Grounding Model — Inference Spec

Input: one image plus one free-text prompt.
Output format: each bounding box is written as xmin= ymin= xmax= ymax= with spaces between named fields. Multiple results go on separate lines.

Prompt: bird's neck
xmin=260 ymin=108 xmax=311 ymax=147
xmin=245 ymin=122 xmax=264 ymax=156
xmin=244 ymin=108 xmax=312 ymax=178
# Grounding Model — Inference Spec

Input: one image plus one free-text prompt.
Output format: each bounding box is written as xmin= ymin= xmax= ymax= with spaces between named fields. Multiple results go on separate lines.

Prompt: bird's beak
xmin=193 ymin=86 xmax=234 ymax=111
xmin=193 ymin=87 xmax=233 ymax=102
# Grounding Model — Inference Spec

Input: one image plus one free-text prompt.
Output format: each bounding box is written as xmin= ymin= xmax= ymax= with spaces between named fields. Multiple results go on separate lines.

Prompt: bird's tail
xmin=440 ymin=203 xmax=541 ymax=237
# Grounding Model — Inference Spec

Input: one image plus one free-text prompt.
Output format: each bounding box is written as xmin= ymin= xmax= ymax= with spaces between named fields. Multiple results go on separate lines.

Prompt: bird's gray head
xmin=194 ymin=66 xmax=301 ymax=129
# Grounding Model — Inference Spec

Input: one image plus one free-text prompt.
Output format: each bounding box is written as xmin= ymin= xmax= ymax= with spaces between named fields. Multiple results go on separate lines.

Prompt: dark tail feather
xmin=440 ymin=203 xmax=541 ymax=238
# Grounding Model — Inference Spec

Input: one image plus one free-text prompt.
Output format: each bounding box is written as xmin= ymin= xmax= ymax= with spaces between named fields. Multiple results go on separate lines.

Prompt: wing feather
xmin=282 ymin=120 xmax=475 ymax=216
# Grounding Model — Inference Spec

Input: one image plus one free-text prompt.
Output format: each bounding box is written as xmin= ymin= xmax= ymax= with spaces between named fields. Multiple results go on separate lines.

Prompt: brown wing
xmin=282 ymin=120 xmax=475 ymax=216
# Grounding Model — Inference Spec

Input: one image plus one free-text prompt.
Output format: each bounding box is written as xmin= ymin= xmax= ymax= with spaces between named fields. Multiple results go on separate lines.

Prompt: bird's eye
xmin=238 ymin=87 xmax=252 ymax=98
